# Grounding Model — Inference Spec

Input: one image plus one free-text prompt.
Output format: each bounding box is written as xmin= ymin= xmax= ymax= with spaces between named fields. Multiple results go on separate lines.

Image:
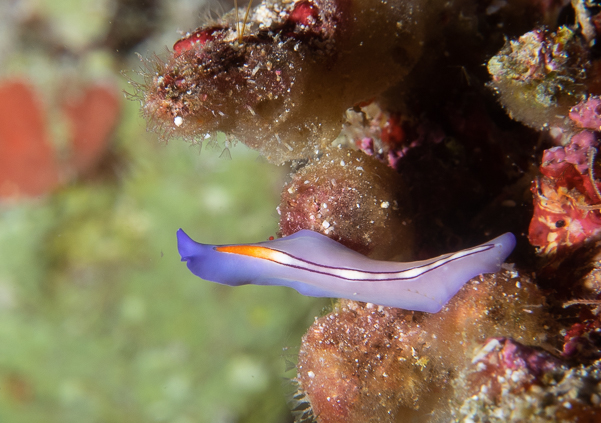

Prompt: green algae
xmin=0 ymin=81 xmax=325 ymax=423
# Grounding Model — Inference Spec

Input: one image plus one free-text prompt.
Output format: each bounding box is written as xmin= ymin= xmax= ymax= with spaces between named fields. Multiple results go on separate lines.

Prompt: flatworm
xmin=177 ymin=229 xmax=516 ymax=312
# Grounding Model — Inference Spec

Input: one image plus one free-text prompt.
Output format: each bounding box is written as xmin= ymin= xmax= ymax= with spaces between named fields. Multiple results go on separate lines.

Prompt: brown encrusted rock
xmin=294 ymin=270 xmax=551 ymax=423
xmin=278 ymin=148 xmax=414 ymax=260
xmin=138 ymin=0 xmax=440 ymax=164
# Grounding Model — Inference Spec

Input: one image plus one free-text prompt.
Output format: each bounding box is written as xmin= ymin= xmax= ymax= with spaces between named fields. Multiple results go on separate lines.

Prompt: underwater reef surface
xmin=132 ymin=0 xmax=601 ymax=420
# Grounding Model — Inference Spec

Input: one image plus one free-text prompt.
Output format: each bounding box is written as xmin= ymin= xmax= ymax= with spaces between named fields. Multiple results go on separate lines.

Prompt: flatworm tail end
xmin=492 ymin=232 xmax=517 ymax=267
xmin=390 ymin=232 xmax=517 ymax=313
xmin=435 ymin=232 xmax=517 ymax=309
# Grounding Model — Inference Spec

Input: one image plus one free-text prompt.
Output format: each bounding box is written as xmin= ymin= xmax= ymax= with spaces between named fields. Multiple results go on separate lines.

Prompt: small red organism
xmin=380 ymin=113 xmax=405 ymax=146
xmin=288 ymin=1 xmax=319 ymax=26
xmin=562 ymin=314 xmax=601 ymax=361
xmin=529 ymin=165 xmax=601 ymax=257
xmin=173 ymin=26 xmax=224 ymax=53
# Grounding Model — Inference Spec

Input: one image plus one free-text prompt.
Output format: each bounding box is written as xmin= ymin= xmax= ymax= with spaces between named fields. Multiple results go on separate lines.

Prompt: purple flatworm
xmin=177 ymin=229 xmax=516 ymax=312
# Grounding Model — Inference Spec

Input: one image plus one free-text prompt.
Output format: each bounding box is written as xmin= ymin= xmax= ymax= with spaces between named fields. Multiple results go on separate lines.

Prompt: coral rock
xmin=488 ymin=26 xmax=588 ymax=130
xmin=456 ymin=338 xmax=601 ymax=422
xmin=138 ymin=0 xmax=439 ymax=163
xmin=467 ymin=337 xmax=564 ymax=397
xmin=278 ymin=148 xmax=414 ymax=260
xmin=294 ymin=270 xmax=550 ymax=422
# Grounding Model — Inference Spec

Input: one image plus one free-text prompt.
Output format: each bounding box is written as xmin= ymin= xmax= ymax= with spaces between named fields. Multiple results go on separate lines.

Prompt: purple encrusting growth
xmin=177 ymin=229 xmax=516 ymax=313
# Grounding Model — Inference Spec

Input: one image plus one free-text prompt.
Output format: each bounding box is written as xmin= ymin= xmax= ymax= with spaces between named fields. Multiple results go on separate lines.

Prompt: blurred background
xmin=0 ymin=1 xmax=327 ymax=421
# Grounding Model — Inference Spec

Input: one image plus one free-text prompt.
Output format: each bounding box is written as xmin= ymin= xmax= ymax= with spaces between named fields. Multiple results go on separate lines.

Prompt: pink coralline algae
xmin=570 ymin=96 xmax=601 ymax=130
xmin=529 ymin=97 xmax=601 ymax=257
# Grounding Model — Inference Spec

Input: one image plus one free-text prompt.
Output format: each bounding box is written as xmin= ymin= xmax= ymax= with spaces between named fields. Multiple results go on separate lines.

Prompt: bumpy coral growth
xmin=456 ymin=338 xmax=601 ymax=422
xmin=488 ymin=26 xmax=589 ymax=130
xmin=469 ymin=338 xmax=564 ymax=390
xmin=139 ymin=0 xmax=431 ymax=164
xmin=278 ymin=148 xmax=414 ymax=259
xmin=294 ymin=271 xmax=550 ymax=422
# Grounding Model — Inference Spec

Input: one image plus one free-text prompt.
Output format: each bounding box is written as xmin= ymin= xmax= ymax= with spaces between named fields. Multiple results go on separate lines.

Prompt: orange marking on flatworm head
xmin=216 ymin=245 xmax=278 ymax=260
